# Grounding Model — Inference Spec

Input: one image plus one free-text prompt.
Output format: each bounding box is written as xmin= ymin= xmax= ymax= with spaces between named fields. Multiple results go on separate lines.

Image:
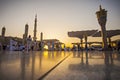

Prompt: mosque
xmin=0 ymin=15 xmax=64 ymax=51
xmin=0 ymin=8 xmax=120 ymax=51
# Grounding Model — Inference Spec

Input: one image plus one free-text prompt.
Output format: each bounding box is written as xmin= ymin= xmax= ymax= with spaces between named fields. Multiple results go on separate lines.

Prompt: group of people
xmin=23 ymin=35 xmax=39 ymax=52
xmin=117 ymin=41 xmax=120 ymax=52
xmin=0 ymin=35 xmax=120 ymax=52
xmin=0 ymin=35 xmax=39 ymax=52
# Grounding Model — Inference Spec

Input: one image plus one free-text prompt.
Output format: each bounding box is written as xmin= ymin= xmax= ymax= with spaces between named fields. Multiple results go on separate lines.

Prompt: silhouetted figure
xmin=72 ymin=45 xmax=76 ymax=51
xmin=108 ymin=44 xmax=112 ymax=51
xmin=77 ymin=44 xmax=80 ymax=51
xmin=39 ymin=42 xmax=42 ymax=51
xmin=85 ymin=44 xmax=88 ymax=51
xmin=117 ymin=41 xmax=120 ymax=52
xmin=31 ymin=45 xmax=34 ymax=51
xmin=3 ymin=44 xmax=6 ymax=50
xmin=52 ymin=42 xmax=54 ymax=51
xmin=33 ymin=40 xmax=37 ymax=50
xmin=0 ymin=43 xmax=2 ymax=51
xmin=39 ymin=41 xmax=44 ymax=51
xmin=64 ymin=44 xmax=66 ymax=51
xmin=56 ymin=44 xmax=59 ymax=51
xmin=26 ymin=35 xmax=32 ymax=52
xmin=10 ymin=39 xmax=14 ymax=51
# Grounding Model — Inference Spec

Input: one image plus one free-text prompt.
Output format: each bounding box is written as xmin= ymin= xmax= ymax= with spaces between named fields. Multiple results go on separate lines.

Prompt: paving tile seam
xmin=38 ymin=53 xmax=71 ymax=80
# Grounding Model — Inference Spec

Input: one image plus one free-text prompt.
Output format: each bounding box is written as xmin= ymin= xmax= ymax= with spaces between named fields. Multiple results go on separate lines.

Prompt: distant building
xmin=41 ymin=39 xmax=64 ymax=51
xmin=0 ymin=36 xmax=22 ymax=45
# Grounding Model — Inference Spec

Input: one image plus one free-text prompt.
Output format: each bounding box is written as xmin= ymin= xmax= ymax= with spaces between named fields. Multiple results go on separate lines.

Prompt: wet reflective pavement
xmin=44 ymin=51 xmax=120 ymax=80
xmin=0 ymin=51 xmax=71 ymax=80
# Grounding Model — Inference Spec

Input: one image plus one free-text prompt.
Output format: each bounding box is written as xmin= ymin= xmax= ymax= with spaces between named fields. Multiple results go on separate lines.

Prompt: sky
xmin=0 ymin=0 xmax=120 ymax=46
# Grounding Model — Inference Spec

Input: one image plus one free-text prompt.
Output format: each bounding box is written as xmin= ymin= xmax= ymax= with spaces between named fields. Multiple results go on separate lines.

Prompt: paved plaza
xmin=44 ymin=51 xmax=120 ymax=80
xmin=0 ymin=51 xmax=70 ymax=80
xmin=0 ymin=51 xmax=120 ymax=80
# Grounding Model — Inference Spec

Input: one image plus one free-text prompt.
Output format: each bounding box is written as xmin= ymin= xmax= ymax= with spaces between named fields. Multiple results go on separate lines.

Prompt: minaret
xmin=25 ymin=24 xmax=29 ymax=39
xmin=33 ymin=14 xmax=37 ymax=41
xmin=23 ymin=24 xmax=29 ymax=44
xmin=1 ymin=27 xmax=6 ymax=46
xmin=1 ymin=27 xmax=6 ymax=37
xmin=40 ymin=32 xmax=43 ymax=42
xmin=40 ymin=32 xmax=43 ymax=51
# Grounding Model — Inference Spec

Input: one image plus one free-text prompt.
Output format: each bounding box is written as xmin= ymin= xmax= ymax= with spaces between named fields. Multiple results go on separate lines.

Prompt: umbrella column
xmin=80 ymin=38 xmax=83 ymax=50
xmin=96 ymin=5 xmax=108 ymax=50
xmin=84 ymin=34 xmax=88 ymax=51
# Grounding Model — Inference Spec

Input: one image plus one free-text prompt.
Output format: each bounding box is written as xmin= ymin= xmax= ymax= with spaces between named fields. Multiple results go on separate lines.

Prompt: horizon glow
xmin=0 ymin=0 xmax=120 ymax=47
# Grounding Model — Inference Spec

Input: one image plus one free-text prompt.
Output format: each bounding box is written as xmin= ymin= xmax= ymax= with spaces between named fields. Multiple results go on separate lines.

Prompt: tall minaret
xmin=33 ymin=14 xmax=37 ymax=41
xmin=23 ymin=24 xmax=29 ymax=44
xmin=40 ymin=32 xmax=43 ymax=42
xmin=1 ymin=27 xmax=6 ymax=37
xmin=25 ymin=24 xmax=29 ymax=39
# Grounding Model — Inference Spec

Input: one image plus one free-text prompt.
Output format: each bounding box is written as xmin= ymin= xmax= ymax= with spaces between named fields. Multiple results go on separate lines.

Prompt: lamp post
xmin=96 ymin=5 xmax=108 ymax=50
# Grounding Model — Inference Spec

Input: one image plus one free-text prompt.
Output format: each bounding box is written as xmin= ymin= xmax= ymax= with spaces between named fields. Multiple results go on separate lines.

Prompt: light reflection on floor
xmin=0 ymin=51 xmax=120 ymax=80
xmin=44 ymin=51 xmax=120 ymax=80
xmin=0 ymin=51 xmax=70 ymax=80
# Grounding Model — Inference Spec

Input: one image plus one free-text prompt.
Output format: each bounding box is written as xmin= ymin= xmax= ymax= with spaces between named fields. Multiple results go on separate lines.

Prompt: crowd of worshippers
xmin=71 ymin=42 xmax=120 ymax=52
xmin=0 ymin=35 xmax=120 ymax=52
xmin=0 ymin=35 xmax=66 ymax=51
xmin=0 ymin=35 xmax=39 ymax=51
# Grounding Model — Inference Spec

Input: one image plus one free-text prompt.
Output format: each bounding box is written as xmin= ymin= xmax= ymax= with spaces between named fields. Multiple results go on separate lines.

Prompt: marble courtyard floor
xmin=0 ymin=51 xmax=70 ymax=80
xmin=0 ymin=51 xmax=120 ymax=80
xmin=44 ymin=51 xmax=120 ymax=80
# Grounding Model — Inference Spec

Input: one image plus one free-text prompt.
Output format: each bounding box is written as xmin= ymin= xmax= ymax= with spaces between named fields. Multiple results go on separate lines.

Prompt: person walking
xmin=26 ymin=35 xmax=32 ymax=53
